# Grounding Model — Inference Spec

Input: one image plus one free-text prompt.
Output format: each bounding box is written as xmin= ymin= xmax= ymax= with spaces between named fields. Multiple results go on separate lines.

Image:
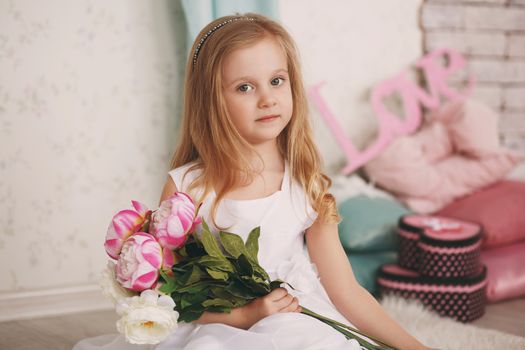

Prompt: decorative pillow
xmin=347 ymin=251 xmax=398 ymax=295
xmin=436 ymin=180 xmax=525 ymax=248
xmin=338 ymin=195 xmax=409 ymax=252
xmin=480 ymin=242 xmax=525 ymax=302
xmin=364 ymin=100 xmax=522 ymax=213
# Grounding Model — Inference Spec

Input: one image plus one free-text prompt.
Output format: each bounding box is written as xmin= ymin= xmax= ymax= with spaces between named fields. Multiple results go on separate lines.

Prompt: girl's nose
xmin=258 ymin=89 xmax=277 ymax=109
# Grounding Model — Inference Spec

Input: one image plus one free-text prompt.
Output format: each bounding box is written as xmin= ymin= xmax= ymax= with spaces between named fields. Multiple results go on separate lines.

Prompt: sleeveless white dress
xmin=73 ymin=160 xmax=365 ymax=350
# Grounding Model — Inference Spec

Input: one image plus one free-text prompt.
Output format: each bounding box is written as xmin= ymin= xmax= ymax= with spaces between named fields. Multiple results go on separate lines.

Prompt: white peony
xmin=116 ymin=289 xmax=179 ymax=345
xmin=100 ymin=261 xmax=134 ymax=305
xmin=276 ymin=253 xmax=320 ymax=293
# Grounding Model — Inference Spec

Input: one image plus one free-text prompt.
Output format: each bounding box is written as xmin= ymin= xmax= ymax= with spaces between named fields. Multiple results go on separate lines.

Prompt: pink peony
xmin=105 ymin=201 xmax=151 ymax=260
xmin=116 ymin=232 xmax=165 ymax=291
xmin=150 ymin=192 xmax=202 ymax=250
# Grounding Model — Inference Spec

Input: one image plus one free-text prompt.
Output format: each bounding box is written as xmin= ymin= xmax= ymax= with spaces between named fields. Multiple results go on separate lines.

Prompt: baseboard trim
xmin=0 ymin=285 xmax=113 ymax=322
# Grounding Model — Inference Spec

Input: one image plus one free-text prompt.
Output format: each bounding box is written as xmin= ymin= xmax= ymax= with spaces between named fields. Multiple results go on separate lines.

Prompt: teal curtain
xmin=181 ymin=0 xmax=279 ymax=55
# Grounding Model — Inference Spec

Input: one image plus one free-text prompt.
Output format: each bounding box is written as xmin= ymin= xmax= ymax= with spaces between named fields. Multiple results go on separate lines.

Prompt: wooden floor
xmin=1 ymin=297 xmax=524 ymax=350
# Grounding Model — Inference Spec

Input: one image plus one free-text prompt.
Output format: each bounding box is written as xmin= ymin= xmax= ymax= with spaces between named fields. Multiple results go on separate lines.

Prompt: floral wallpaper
xmin=0 ymin=0 xmax=187 ymax=291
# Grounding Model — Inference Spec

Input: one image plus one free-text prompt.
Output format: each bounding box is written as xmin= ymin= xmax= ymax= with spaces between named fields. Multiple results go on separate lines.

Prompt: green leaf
xmin=178 ymin=308 xmax=205 ymax=323
xmin=176 ymin=264 xmax=204 ymax=287
xmin=158 ymin=270 xmax=177 ymax=295
xmin=172 ymin=263 xmax=191 ymax=274
xmin=245 ymin=227 xmax=260 ymax=262
xmin=224 ymin=281 xmax=256 ymax=300
xmin=180 ymin=292 xmax=208 ymax=310
xmin=236 ymin=254 xmax=254 ymax=277
xmin=198 ymin=256 xmax=234 ymax=272
xmin=178 ymin=245 xmax=188 ymax=258
xmin=202 ymin=298 xmax=234 ymax=308
xmin=253 ymin=276 xmax=266 ymax=284
xmin=175 ymin=266 xmax=193 ymax=286
xmin=209 ymin=287 xmax=253 ymax=308
xmin=140 ymin=219 xmax=150 ymax=233
xmin=176 ymin=282 xmax=208 ymax=293
xmin=206 ymin=305 xmax=232 ymax=314
xmin=180 ymin=295 xmax=192 ymax=309
xmin=185 ymin=240 xmax=206 ymax=258
xmin=179 ymin=283 xmax=209 ymax=294
xmin=252 ymin=265 xmax=269 ymax=281
xmin=238 ymin=276 xmax=270 ymax=295
xmin=201 ymin=218 xmax=211 ymax=233
xmin=187 ymin=265 xmax=205 ymax=285
xmin=219 ymin=231 xmax=246 ymax=258
xmin=205 ymin=268 xmax=229 ymax=281
xmin=200 ymin=230 xmax=226 ymax=260
xmin=270 ymin=279 xmax=287 ymax=291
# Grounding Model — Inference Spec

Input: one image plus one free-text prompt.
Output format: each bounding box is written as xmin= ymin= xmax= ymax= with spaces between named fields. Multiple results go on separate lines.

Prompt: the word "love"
xmin=309 ymin=48 xmax=475 ymax=174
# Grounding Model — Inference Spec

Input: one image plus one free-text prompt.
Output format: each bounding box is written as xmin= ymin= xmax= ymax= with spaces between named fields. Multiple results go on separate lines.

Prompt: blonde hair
xmin=170 ymin=12 xmax=341 ymax=230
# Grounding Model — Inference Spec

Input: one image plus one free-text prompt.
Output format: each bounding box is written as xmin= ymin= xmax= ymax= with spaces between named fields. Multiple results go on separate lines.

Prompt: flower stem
xmin=300 ymin=306 xmax=397 ymax=350
xmin=324 ymin=322 xmax=385 ymax=350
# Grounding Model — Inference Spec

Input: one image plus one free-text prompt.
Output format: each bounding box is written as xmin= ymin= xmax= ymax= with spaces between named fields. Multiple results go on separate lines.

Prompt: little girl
xmin=74 ymin=12 xmax=436 ymax=350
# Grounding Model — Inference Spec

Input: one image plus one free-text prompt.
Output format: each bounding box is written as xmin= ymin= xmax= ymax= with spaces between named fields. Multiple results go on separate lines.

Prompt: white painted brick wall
xmin=471 ymin=85 xmax=503 ymax=110
xmin=469 ymin=59 xmax=525 ymax=83
xmin=426 ymin=31 xmax=506 ymax=56
xmin=462 ymin=0 xmax=506 ymax=4
xmin=422 ymin=5 xmax=464 ymax=29
xmin=422 ymin=0 xmax=525 ymax=153
xmin=427 ymin=0 xmax=506 ymax=4
xmin=464 ymin=6 xmax=525 ymax=31
xmin=508 ymin=35 xmax=525 ymax=57
xmin=449 ymin=82 xmax=503 ymax=110
xmin=502 ymin=134 xmax=525 ymax=153
xmin=501 ymin=112 xmax=525 ymax=133
xmin=504 ymin=87 xmax=525 ymax=110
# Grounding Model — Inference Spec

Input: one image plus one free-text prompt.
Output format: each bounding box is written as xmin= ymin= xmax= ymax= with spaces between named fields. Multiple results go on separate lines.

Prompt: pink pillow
xmin=364 ymin=100 xmax=522 ymax=213
xmin=436 ymin=180 xmax=525 ymax=248
xmin=480 ymin=242 xmax=525 ymax=302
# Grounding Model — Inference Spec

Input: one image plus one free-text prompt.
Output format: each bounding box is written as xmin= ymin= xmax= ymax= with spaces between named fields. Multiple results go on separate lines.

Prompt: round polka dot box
xmin=398 ymin=215 xmax=483 ymax=279
xmin=377 ymin=263 xmax=487 ymax=323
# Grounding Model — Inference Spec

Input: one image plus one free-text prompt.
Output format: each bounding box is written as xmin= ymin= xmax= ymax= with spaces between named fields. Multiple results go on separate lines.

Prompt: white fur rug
xmin=380 ymin=296 xmax=525 ymax=350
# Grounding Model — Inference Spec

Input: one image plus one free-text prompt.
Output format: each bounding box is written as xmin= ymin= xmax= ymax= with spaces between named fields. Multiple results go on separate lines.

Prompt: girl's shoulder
xmin=168 ymin=161 xmax=201 ymax=193
xmin=287 ymin=173 xmax=319 ymax=230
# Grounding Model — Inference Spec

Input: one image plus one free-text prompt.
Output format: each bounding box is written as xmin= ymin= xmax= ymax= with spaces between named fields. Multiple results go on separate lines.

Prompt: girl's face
xmin=221 ymin=37 xmax=293 ymax=146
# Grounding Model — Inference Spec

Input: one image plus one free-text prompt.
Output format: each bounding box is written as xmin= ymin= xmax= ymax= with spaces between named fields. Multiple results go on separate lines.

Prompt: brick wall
xmin=421 ymin=0 xmax=525 ymax=153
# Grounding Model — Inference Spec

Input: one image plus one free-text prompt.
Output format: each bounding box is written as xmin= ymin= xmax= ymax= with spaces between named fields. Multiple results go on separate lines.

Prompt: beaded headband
xmin=192 ymin=16 xmax=257 ymax=67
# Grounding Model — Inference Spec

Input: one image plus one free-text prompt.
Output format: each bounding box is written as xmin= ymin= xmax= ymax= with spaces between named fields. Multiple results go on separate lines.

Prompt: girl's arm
xmin=194 ymin=287 xmax=300 ymax=329
xmin=305 ymin=218 xmax=433 ymax=350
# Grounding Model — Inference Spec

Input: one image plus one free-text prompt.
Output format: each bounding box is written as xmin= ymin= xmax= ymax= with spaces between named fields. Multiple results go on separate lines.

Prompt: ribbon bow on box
xmin=421 ymin=218 xmax=461 ymax=232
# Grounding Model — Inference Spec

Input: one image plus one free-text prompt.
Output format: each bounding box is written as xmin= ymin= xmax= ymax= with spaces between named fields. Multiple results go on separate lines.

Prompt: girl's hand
xmin=242 ymin=288 xmax=301 ymax=327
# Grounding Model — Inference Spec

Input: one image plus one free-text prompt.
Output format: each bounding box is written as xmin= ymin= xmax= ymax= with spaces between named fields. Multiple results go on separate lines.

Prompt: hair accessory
xmin=192 ymin=17 xmax=256 ymax=67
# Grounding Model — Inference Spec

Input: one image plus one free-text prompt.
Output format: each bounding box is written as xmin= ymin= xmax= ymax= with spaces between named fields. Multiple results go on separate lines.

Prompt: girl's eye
xmin=271 ymin=77 xmax=285 ymax=86
xmin=238 ymin=84 xmax=253 ymax=93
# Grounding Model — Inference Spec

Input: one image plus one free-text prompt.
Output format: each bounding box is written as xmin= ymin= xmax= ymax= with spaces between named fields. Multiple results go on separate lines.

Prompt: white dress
xmin=73 ymin=160 xmax=366 ymax=350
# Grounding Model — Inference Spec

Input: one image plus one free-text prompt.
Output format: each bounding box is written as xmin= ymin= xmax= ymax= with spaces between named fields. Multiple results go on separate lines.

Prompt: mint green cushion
xmin=338 ymin=195 xmax=411 ymax=252
xmin=347 ymin=251 xmax=398 ymax=295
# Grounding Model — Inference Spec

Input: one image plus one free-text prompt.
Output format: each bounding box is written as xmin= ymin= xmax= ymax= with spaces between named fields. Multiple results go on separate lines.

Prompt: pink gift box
xmin=377 ymin=263 xmax=487 ymax=323
xmin=398 ymin=214 xmax=482 ymax=278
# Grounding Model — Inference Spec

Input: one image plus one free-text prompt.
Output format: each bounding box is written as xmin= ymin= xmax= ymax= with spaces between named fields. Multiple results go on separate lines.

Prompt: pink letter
xmin=310 ymin=48 xmax=475 ymax=175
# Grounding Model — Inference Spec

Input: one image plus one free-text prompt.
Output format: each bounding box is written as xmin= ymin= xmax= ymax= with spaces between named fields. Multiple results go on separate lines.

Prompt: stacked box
xmin=379 ymin=215 xmax=487 ymax=322
xmin=377 ymin=264 xmax=487 ymax=323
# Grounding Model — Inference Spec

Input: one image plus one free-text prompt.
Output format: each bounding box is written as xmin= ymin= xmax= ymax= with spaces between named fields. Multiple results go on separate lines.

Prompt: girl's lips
xmin=257 ymin=115 xmax=280 ymax=122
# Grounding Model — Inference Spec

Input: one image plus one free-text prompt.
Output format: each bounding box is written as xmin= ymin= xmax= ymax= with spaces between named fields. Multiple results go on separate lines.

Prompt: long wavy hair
xmin=170 ymin=12 xmax=341 ymax=230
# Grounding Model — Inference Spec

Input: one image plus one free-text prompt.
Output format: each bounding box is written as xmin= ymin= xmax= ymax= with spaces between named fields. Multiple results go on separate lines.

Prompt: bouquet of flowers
xmin=101 ymin=192 xmax=396 ymax=349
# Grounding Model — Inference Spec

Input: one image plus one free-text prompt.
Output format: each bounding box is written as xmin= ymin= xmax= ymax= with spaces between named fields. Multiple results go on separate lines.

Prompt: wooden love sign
xmin=309 ymin=48 xmax=476 ymax=174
